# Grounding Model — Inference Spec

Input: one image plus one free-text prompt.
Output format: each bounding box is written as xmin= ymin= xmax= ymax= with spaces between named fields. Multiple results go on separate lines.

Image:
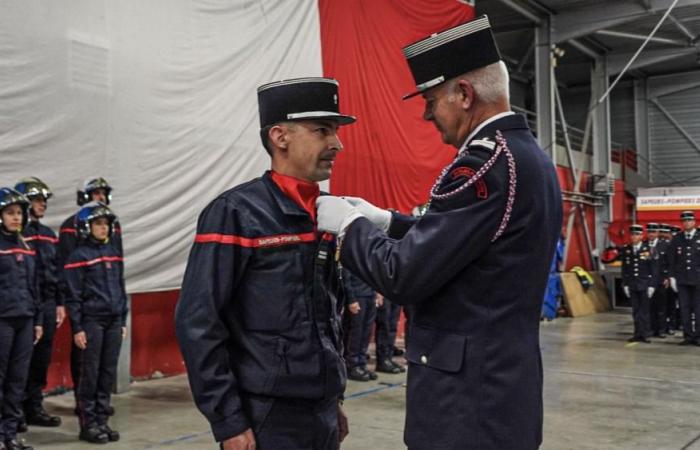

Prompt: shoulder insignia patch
xmin=469 ymin=139 xmax=496 ymax=151
xmin=450 ymin=166 xmax=488 ymax=199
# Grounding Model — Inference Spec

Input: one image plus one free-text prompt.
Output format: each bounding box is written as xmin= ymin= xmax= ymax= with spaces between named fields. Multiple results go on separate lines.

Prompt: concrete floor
xmin=22 ymin=310 xmax=700 ymax=449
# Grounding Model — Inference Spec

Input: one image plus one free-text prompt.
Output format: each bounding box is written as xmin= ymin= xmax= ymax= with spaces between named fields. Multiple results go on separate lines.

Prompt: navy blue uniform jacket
xmin=621 ymin=243 xmax=654 ymax=291
xmin=341 ymin=114 xmax=562 ymax=450
xmin=63 ymin=239 xmax=128 ymax=333
xmin=23 ymin=220 xmax=59 ymax=306
xmin=668 ymin=230 xmax=700 ymax=286
xmin=0 ymin=231 xmax=42 ymax=324
xmin=175 ymin=172 xmax=346 ymax=442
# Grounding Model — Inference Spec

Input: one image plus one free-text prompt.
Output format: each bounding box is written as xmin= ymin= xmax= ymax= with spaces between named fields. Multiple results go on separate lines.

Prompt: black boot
xmin=100 ymin=424 xmax=120 ymax=442
xmin=376 ymin=358 xmax=401 ymax=374
xmin=106 ymin=405 xmax=115 ymax=416
xmin=79 ymin=426 xmax=109 ymax=444
xmin=25 ymin=408 xmax=62 ymax=427
xmin=392 ymin=360 xmax=407 ymax=373
xmin=347 ymin=366 xmax=370 ymax=382
xmin=361 ymin=366 xmax=378 ymax=380
xmin=5 ymin=439 xmax=33 ymax=450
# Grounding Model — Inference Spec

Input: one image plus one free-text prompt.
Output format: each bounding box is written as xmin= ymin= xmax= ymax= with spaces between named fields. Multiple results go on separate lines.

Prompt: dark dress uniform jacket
xmin=175 ymin=173 xmax=346 ymax=442
xmin=341 ymin=114 xmax=562 ymax=450
xmin=63 ymin=240 xmax=128 ymax=332
xmin=0 ymin=231 xmax=41 ymax=324
xmin=621 ymin=243 xmax=654 ymax=290
xmin=23 ymin=221 xmax=59 ymax=306
xmin=668 ymin=230 xmax=700 ymax=285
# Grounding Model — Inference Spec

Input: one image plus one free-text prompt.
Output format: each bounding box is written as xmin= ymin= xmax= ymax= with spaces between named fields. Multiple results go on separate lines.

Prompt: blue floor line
xmin=145 ymin=381 xmax=404 ymax=448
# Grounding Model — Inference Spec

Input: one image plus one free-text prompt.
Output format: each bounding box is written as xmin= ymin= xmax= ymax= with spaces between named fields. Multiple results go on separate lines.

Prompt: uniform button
xmin=420 ymin=355 xmax=428 ymax=364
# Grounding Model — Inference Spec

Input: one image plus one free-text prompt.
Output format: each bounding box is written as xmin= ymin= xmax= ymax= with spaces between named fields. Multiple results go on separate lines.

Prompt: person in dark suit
xmin=622 ymin=224 xmax=654 ymax=343
xmin=316 ymin=15 xmax=562 ymax=450
xmin=342 ymin=269 xmax=377 ymax=381
xmin=668 ymin=211 xmax=700 ymax=345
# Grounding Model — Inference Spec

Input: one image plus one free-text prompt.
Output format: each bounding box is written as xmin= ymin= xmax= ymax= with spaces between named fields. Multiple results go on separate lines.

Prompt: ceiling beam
xmin=668 ymin=14 xmax=698 ymax=41
xmin=594 ymin=29 xmax=689 ymax=47
xmin=552 ymin=0 xmax=699 ymax=44
xmin=496 ymin=0 xmax=542 ymax=25
xmin=607 ymin=47 xmax=698 ymax=75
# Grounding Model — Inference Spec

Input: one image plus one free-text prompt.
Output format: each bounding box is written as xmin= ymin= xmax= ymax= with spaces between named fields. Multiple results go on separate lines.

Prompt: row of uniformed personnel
xmin=0 ymin=177 xmax=126 ymax=450
xmin=621 ymin=211 xmax=700 ymax=345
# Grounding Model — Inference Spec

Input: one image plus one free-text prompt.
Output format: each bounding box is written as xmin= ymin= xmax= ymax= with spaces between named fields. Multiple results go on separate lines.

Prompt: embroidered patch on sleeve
xmin=450 ymin=167 xmax=488 ymax=199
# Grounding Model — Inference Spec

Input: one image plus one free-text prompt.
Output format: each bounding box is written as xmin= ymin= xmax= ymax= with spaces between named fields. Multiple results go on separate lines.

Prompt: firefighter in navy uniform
xmin=622 ymin=224 xmax=655 ymax=343
xmin=175 ymin=78 xmax=354 ymax=450
xmin=0 ymin=188 xmax=43 ymax=450
xmin=342 ymin=269 xmax=378 ymax=382
xmin=668 ymin=211 xmax=700 ymax=346
xmin=63 ymin=202 xmax=126 ymax=444
xmin=317 ymin=16 xmax=563 ymax=450
xmin=57 ymin=177 xmax=121 ymax=416
xmin=13 ymin=178 xmax=63 ymax=428
xmin=660 ymin=224 xmax=680 ymax=333
xmin=645 ymin=223 xmax=667 ymax=338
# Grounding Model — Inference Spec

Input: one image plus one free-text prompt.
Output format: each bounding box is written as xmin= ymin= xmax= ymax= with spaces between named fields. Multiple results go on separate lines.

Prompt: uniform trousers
xmin=342 ymin=296 xmax=376 ymax=369
xmin=24 ymin=302 xmax=56 ymax=412
xmin=238 ymin=394 xmax=339 ymax=450
xmin=375 ymin=299 xmax=401 ymax=359
xmin=77 ymin=316 xmax=122 ymax=428
xmin=629 ymin=289 xmax=650 ymax=339
xmin=0 ymin=317 xmax=34 ymax=441
xmin=677 ymin=284 xmax=700 ymax=341
xmin=650 ymin=288 xmax=668 ymax=335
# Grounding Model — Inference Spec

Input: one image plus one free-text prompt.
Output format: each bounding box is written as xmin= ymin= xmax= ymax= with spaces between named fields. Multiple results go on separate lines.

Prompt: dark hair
xmin=259 ymin=125 xmax=274 ymax=156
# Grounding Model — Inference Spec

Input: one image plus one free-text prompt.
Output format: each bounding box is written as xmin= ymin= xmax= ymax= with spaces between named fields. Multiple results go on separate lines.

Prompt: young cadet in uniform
xmin=0 ymin=188 xmax=43 ymax=450
xmin=622 ymin=224 xmax=654 ymax=343
xmin=13 ymin=178 xmax=63 ymax=429
xmin=176 ymin=78 xmax=355 ymax=450
xmin=316 ymin=16 xmax=562 ymax=450
xmin=57 ymin=177 xmax=121 ymax=415
xmin=668 ymin=211 xmax=700 ymax=346
xmin=342 ymin=269 xmax=378 ymax=382
xmin=645 ymin=223 xmax=667 ymax=338
xmin=63 ymin=202 xmax=127 ymax=443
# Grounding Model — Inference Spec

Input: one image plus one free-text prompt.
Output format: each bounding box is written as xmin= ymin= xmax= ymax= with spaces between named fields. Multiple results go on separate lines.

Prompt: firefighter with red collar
xmin=63 ymin=202 xmax=127 ymax=444
xmin=176 ymin=78 xmax=354 ymax=450
xmin=0 ymin=188 xmax=43 ymax=450
xmin=14 ymin=178 xmax=63 ymax=429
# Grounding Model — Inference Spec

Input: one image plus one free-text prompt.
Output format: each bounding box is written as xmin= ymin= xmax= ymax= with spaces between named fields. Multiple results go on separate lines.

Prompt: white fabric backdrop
xmin=0 ymin=0 xmax=324 ymax=292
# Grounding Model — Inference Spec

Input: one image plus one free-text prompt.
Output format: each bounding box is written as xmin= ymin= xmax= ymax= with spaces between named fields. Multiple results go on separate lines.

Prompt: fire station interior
xmin=3 ymin=1 xmax=700 ymax=449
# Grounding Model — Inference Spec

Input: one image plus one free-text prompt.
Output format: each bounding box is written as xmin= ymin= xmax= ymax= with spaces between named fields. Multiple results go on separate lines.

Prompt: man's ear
xmin=456 ymin=79 xmax=475 ymax=111
xmin=268 ymin=124 xmax=290 ymax=150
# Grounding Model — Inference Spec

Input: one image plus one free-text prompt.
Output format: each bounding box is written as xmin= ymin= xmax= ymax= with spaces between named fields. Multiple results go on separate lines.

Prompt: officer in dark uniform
xmin=175 ymin=78 xmax=355 ymax=450
xmin=57 ymin=177 xmax=121 ymax=415
xmin=342 ymin=269 xmax=377 ymax=382
xmin=14 ymin=178 xmax=63 ymax=428
xmin=668 ymin=211 xmax=700 ymax=345
xmin=622 ymin=224 xmax=654 ymax=343
xmin=317 ymin=16 xmax=562 ymax=450
xmin=0 ymin=188 xmax=43 ymax=450
xmin=63 ymin=202 xmax=126 ymax=444
xmin=645 ymin=223 xmax=667 ymax=338
xmin=660 ymin=224 xmax=680 ymax=333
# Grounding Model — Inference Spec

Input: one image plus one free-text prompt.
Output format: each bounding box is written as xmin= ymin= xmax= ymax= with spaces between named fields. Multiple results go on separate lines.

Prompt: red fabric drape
xmin=319 ymin=1 xmax=474 ymax=212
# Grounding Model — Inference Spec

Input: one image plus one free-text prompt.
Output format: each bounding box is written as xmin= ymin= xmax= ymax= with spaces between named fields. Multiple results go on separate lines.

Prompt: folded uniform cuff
xmin=211 ymin=412 xmax=251 ymax=443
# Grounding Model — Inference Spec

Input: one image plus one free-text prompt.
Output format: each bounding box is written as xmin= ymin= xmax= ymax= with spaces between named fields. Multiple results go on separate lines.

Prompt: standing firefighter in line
xmin=176 ymin=78 xmax=354 ymax=450
xmin=621 ymin=224 xmax=654 ymax=343
xmin=316 ymin=15 xmax=563 ymax=450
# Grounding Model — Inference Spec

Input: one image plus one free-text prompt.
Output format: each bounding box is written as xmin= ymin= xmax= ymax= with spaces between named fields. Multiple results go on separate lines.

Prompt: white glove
xmin=647 ymin=287 xmax=655 ymax=298
xmin=623 ymin=286 xmax=630 ymax=298
xmin=670 ymin=277 xmax=678 ymax=293
xmin=341 ymin=196 xmax=392 ymax=232
xmin=316 ymin=196 xmax=363 ymax=235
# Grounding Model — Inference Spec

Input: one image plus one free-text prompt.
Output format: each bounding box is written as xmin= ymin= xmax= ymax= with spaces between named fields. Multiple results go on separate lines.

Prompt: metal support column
xmin=535 ymin=17 xmax=555 ymax=161
xmin=634 ymin=78 xmax=651 ymax=180
xmin=591 ymin=56 xmax=612 ymax=258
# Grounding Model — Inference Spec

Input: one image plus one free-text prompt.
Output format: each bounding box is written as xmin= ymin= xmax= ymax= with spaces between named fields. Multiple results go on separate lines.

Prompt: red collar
xmin=271 ymin=171 xmax=320 ymax=221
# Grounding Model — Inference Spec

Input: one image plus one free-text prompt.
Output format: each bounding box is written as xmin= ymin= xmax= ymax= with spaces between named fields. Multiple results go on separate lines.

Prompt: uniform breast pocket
xmin=406 ymin=324 xmax=467 ymax=373
xmin=0 ymin=255 xmax=16 ymax=288
xmin=238 ymin=249 xmax=307 ymax=332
